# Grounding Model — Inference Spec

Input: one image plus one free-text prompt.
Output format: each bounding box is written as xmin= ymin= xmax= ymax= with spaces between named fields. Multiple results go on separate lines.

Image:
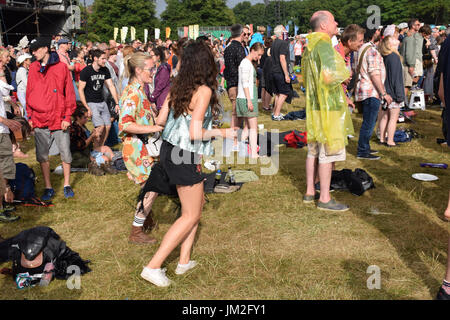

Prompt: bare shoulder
xmin=195 ymin=85 xmax=213 ymax=96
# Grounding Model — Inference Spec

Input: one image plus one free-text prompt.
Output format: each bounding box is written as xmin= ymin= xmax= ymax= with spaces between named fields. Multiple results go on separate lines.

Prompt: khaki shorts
xmin=307 ymin=142 xmax=346 ymax=164
xmin=413 ymin=59 xmax=423 ymax=77
xmin=403 ymin=65 xmax=413 ymax=87
xmin=0 ymin=133 xmax=16 ymax=180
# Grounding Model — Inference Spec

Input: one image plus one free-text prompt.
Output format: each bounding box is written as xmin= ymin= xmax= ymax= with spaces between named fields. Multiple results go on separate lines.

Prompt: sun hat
xmin=383 ymin=25 xmax=396 ymax=37
xmin=17 ymin=53 xmax=32 ymax=65
xmin=397 ymin=22 xmax=408 ymax=29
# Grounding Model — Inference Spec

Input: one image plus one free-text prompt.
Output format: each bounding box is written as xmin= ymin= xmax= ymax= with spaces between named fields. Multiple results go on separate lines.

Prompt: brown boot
xmin=129 ymin=226 xmax=157 ymax=244
xmin=88 ymin=162 xmax=105 ymax=176
xmin=142 ymin=210 xmax=158 ymax=233
xmin=101 ymin=163 xmax=118 ymax=175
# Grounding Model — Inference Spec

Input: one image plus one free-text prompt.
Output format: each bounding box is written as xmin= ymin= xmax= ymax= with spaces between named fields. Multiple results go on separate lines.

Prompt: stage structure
xmin=0 ymin=0 xmax=81 ymax=46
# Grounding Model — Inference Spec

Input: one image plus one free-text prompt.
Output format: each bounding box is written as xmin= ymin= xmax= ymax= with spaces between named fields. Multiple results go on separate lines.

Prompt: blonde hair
xmin=0 ymin=47 xmax=9 ymax=59
xmin=123 ymin=51 xmax=152 ymax=80
xmin=122 ymin=45 xmax=135 ymax=59
xmin=379 ymin=35 xmax=402 ymax=61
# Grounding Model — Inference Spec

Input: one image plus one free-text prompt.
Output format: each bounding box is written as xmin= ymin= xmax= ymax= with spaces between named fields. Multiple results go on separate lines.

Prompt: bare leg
xmin=135 ymin=190 xmax=158 ymax=220
xmin=146 ymin=182 xmax=204 ymax=269
xmin=100 ymin=146 xmax=114 ymax=162
xmin=378 ymin=110 xmax=388 ymax=143
xmin=93 ymin=126 xmax=105 ymax=149
xmin=273 ymin=94 xmax=287 ymax=117
xmin=305 ymin=157 xmax=318 ymax=196
xmin=386 ymin=108 xmax=400 ymax=146
xmin=62 ymin=162 xmax=71 ymax=186
xmin=247 ymin=117 xmax=258 ymax=158
xmin=40 ymin=161 xmax=52 ymax=189
xmin=445 ymin=191 xmax=450 ymax=220
xmin=102 ymin=125 xmax=111 ymax=147
xmin=445 ymin=236 xmax=450 ymax=283
xmin=240 ymin=118 xmax=249 ymax=143
xmin=318 ymin=162 xmax=332 ymax=203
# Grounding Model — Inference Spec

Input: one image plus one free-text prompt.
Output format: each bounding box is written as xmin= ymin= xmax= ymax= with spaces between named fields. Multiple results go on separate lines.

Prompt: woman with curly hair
xmin=140 ymin=41 xmax=237 ymax=287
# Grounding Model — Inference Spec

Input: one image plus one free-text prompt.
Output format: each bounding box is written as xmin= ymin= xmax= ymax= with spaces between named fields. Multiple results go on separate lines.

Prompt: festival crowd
xmin=0 ymin=10 xmax=449 ymax=298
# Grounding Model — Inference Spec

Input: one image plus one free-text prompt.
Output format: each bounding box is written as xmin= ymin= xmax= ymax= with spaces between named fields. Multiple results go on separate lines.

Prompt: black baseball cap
xmin=29 ymin=37 xmax=52 ymax=52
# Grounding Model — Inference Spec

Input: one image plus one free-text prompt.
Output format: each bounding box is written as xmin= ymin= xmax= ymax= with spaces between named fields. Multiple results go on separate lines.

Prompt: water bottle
xmin=228 ymin=166 xmax=235 ymax=185
xmin=420 ymin=163 xmax=448 ymax=169
xmin=215 ymin=170 xmax=222 ymax=185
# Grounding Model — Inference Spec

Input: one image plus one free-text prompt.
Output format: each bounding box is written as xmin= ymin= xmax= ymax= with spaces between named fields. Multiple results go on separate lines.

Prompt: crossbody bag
xmin=352 ymin=45 xmax=371 ymax=113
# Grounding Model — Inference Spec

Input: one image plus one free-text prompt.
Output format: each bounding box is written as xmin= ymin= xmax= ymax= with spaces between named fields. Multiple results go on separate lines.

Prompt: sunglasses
xmin=243 ymin=33 xmax=250 ymax=36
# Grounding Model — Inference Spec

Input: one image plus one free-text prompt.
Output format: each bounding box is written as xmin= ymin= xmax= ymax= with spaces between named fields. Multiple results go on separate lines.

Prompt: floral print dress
xmin=119 ymin=81 xmax=156 ymax=184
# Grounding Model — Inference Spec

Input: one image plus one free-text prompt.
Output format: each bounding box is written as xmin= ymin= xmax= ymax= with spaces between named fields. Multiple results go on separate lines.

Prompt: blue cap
xmin=57 ymin=38 xmax=70 ymax=45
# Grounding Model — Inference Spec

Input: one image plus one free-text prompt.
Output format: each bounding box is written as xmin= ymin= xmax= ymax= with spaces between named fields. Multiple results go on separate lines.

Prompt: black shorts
xmin=272 ymin=72 xmax=291 ymax=95
xmin=160 ymin=140 xmax=205 ymax=186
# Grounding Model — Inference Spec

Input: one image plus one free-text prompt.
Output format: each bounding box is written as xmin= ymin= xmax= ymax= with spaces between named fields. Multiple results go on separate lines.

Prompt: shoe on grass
xmin=63 ymin=186 xmax=74 ymax=199
xmin=0 ymin=210 xmax=20 ymax=222
xmin=436 ymin=287 xmax=450 ymax=300
xmin=175 ymin=260 xmax=198 ymax=275
xmin=303 ymin=193 xmax=320 ymax=204
xmin=141 ymin=267 xmax=171 ymax=287
xmin=317 ymin=199 xmax=349 ymax=212
xmin=41 ymin=188 xmax=55 ymax=202
xmin=357 ymin=154 xmax=381 ymax=160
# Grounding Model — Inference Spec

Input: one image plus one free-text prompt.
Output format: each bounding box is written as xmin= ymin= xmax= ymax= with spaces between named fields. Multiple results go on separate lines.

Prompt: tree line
xmin=82 ymin=0 xmax=450 ymax=42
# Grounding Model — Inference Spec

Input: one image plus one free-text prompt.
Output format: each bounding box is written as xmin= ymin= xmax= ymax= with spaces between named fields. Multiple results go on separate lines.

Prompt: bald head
xmin=310 ymin=11 xmax=338 ymax=37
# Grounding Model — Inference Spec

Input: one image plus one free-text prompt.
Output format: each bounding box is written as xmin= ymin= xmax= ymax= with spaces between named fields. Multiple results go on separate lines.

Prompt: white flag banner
xmin=193 ymin=25 xmax=199 ymax=40
xmin=121 ymin=27 xmax=128 ymax=43
xmin=130 ymin=27 xmax=136 ymax=41
xmin=155 ymin=28 xmax=160 ymax=40
xmin=188 ymin=25 xmax=194 ymax=39
xmin=114 ymin=28 xmax=118 ymax=41
xmin=144 ymin=29 xmax=148 ymax=44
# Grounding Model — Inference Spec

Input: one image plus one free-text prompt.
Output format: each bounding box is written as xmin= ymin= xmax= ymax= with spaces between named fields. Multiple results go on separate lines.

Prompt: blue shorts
xmin=91 ymin=150 xmax=106 ymax=165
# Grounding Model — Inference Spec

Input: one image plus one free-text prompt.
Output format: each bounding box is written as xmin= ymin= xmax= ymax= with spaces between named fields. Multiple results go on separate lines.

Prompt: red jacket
xmin=26 ymin=52 xmax=76 ymax=130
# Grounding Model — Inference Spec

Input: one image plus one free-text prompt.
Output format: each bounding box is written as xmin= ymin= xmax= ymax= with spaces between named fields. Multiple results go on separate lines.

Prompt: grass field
xmin=0 ymin=81 xmax=449 ymax=300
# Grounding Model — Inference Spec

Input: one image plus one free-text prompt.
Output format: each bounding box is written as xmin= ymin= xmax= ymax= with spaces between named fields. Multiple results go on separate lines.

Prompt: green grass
xmin=0 ymin=82 xmax=449 ymax=300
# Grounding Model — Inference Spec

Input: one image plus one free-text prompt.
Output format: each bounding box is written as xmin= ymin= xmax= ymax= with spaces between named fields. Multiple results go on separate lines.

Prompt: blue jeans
xmin=357 ymin=97 xmax=381 ymax=156
xmin=105 ymin=120 xmax=120 ymax=147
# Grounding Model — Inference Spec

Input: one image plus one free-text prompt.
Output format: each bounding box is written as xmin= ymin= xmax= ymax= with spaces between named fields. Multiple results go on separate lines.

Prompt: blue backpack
xmin=10 ymin=163 xmax=36 ymax=201
xmin=394 ymin=130 xmax=412 ymax=143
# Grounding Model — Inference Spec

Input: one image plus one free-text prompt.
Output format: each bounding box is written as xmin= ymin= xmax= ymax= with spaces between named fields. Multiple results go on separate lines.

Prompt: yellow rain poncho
xmin=301 ymin=32 xmax=354 ymax=154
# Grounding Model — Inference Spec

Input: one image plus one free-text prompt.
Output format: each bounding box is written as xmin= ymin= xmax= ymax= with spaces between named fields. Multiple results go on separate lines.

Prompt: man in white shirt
xmin=0 ymin=60 xmax=22 ymax=222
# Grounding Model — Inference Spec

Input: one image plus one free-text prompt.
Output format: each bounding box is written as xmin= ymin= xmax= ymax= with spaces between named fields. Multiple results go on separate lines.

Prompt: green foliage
xmin=230 ymin=0 xmax=450 ymax=35
xmin=87 ymin=0 xmax=158 ymax=43
xmin=160 ymin=0 xmax=235 ymax=34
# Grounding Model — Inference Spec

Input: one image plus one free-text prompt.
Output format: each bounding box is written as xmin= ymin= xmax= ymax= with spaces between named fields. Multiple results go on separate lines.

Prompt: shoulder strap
xmin=353 ymin=45 xmax=371 ymax=98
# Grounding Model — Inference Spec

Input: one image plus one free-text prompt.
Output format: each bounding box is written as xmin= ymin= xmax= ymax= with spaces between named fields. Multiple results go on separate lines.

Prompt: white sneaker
xmin=232 ymin=144 xmax=239 ymax=152
xmin=141 ymin=267 xmax=171 ymax=287
xmin=175 ymin=260 xmax=198 ymax=275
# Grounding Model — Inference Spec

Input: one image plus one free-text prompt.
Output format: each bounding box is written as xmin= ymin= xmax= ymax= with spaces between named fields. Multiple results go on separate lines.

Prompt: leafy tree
xmin=161 ymin=0 xmax=235 ymax=29
xmin=87 ymin=0 xmax=158 ymax=43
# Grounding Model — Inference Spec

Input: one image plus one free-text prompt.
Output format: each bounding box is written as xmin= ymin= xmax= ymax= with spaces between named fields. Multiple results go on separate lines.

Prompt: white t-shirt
xmin=294 ymin=42 xmax=302 ymax=56
xmin=16 ymin=66 xmax=28 ymax=92
xmin=0 ymin=79 xmax=14 ymax=134
xmin=237 ymin=58 xmax=255 ymax=100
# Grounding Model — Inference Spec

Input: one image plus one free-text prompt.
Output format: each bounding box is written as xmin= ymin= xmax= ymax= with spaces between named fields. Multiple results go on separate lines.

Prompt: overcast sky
xmin=84 ymin=0 xmax=265 ymax=17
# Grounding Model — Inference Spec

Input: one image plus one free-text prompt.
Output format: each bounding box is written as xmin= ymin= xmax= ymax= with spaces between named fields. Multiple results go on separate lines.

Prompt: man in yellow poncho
xmin=301 ymin=11 xmax=354 ymax=212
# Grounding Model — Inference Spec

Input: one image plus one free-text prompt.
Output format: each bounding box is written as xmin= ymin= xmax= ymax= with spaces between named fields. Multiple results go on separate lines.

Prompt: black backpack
xmin=331 ymin=168 xmax=375 ymax=196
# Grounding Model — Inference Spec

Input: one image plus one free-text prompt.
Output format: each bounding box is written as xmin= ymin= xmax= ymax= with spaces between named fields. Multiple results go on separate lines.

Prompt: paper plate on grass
xmin=412 ymin=173 xmax=439 ymax=181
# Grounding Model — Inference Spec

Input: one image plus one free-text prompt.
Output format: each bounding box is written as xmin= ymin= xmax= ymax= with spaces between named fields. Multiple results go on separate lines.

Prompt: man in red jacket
xmin=26 ymin=37 xmax=77 ymax=201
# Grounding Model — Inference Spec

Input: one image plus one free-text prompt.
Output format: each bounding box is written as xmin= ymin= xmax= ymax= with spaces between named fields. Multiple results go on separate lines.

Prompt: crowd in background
xmin=0 ymin=14 xmax=449 ymax=296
